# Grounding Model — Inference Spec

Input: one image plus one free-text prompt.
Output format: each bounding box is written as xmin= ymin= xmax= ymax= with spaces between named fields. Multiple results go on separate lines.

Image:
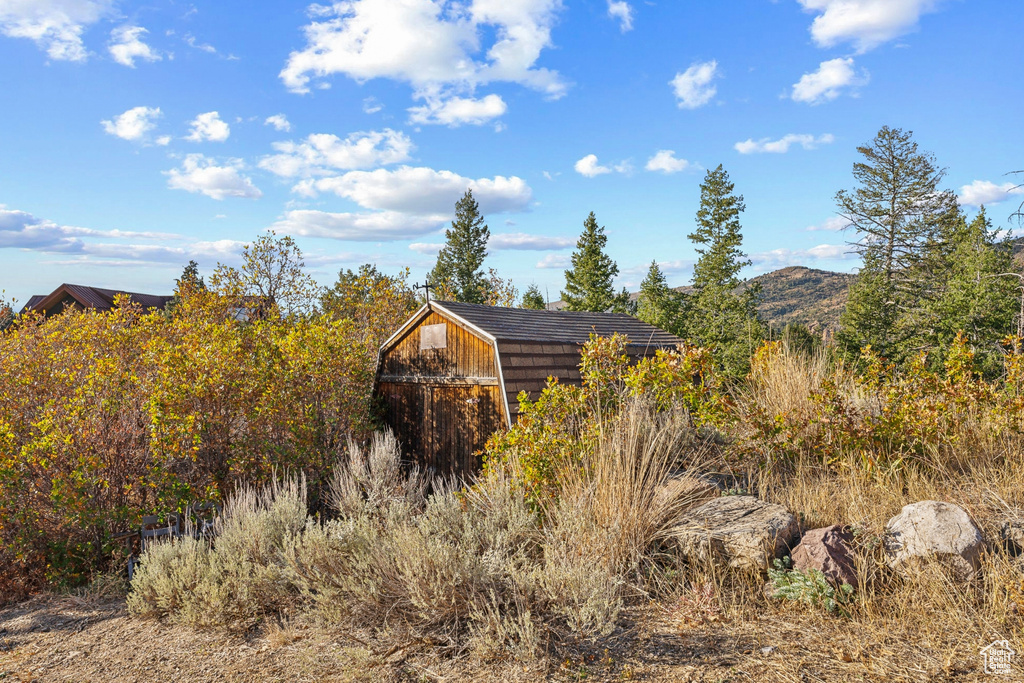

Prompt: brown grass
xmin=18 ymin=342 xmax=1024 ymax=679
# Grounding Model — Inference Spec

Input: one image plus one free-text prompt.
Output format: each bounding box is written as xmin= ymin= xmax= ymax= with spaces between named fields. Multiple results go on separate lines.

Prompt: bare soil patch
xmin=1 ymin=594 xmax=1017 ymax=682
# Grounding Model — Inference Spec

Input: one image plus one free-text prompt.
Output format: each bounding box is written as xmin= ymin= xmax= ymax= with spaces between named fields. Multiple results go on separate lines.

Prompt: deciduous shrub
xmin=739 ymin=334 xmax=1024 ymax=475
xmin=0 ymin=250 xmax=414 ymax=599
xmin=483 ymin=333 xmax=729 ymax=505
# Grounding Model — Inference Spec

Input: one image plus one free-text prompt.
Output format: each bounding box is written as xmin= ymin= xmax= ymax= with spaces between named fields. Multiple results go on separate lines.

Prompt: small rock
xmin=884 ymin=500 xmax=984 ymax=581
xmin=998 ymin=513 xmax=1024 ymax=554
xmin=791 ymin=524 xmax=859 ymax=588
xmin=669 ymin=495 xmax=799 ymax=570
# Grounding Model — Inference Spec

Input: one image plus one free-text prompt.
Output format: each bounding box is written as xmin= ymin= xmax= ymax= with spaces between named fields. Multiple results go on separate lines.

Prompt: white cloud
xmin=300 ymin=166 xmax=532 ymax=215
xmin=806 ymin=215 xmax=852 ymax=232
xmin=670 ymin=60 xmax=719 ymax=109
xmin=536 ymin=253 xmax=570 ymax=269
xmin=1 ymin=204 xmax=183 ymax=255
xmin=490 ymin=232 xmax=573 ymax=250
xmin=271 ymin=209 xmax=447 ymax=241
xmin=408 ymin=94 xmax=507 ymax=126
xmin=0 ymin=0 xmax=114 ymax=61
xmin=264 ymin=114 xmax=292 ymax=132
xmin=279 ymin=0 xmax=568 ymax=103
xmin=798 ymin=0 xmax=942 ymax=53
xmin=363 ymin=97 xmax=383 ymax=114
xmin=186 ymin=111 xmax=230 ymax=142
xmin=258 ymin=129 xmax=414 ymax=178
xmin=409 ymin=242 xmax=444 ymax=254
xmin=734 ymin=133 xmax=835 ymax=154
xmin=108 ymin=25 xmax=160 ymax=67
xmin=275 ymin=164 xmax=533 ymax=242
xmin=750 ymin=243 xmax=852 ymax=269
xmin=574 ymin=154 xmax=611 ymax=178
xmin=791 ymin=58 xmax=868 ymax=104
xmin=958 ymin=179 xmax=1024 ymax=207
xmin=607 ymin=1 xmax=633 ymax=32
xmin=165 ymin=154 xmax=262 ymax=200
xmin=645 ymin=150 xmax=690 ymax=173
xmin=101 ymin=106 xmax=163 ymax=142
xmin=183 ymin=32 xmax=217 ymax=54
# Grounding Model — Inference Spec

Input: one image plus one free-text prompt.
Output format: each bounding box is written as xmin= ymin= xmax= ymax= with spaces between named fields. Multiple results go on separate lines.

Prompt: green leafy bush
xmin=768 ymin=557 xmax=855 ymax=617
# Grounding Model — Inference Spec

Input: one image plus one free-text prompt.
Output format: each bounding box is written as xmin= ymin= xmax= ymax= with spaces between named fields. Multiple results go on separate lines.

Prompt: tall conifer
xmin=680 ymin=164 xmax=761 ymax=376
xmin=561 ymin=212 xmax=630 ymax=312
xmin=429 ymin=189 xmax=491 ymax=303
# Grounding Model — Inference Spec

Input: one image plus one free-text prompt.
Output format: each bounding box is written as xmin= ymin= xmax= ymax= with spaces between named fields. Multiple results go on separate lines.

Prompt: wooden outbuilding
xmin=375 ymin=300 xmax=683 ymax=476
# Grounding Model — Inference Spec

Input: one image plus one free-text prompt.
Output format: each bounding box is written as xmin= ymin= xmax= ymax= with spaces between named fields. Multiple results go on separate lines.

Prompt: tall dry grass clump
xmin=731 ymin=340 xmax=1024 ymax=673
xmin=544 ymin=400 xmax=713 ymax=583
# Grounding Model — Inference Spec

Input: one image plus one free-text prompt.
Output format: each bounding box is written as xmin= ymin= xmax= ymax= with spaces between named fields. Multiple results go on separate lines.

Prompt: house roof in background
xmin=20 ymin=283 xmax=172 ymax=315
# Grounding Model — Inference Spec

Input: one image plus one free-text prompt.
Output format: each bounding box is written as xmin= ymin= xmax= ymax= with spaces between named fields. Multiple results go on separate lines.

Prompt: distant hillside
xmin=750 ymin=266 xmax=854 ymax=332
xmin=549 ymin=266 xmax=855 ymax=333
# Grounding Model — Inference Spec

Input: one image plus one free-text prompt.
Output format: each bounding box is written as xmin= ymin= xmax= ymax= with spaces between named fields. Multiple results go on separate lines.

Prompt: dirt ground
xmin=1 ymin=594 xmax=1020 ymax=682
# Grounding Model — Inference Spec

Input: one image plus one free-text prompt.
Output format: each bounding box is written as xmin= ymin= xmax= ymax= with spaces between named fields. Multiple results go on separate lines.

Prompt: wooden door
xmin=427 ymin=385 xmax=505 ymax=477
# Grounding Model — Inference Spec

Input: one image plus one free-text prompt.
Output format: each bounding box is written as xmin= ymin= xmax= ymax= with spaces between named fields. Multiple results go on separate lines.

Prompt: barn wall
xmin=377 ymin=311 xmax=505 ymax=477
xmin=381 ymin=311 xmax=499 ymax=379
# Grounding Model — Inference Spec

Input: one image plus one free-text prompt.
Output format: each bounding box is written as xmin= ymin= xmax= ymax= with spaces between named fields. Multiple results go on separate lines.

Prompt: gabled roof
xmin=431 ymin=300 xmax=683 ymax=346
xmin=379 ymin=300 xmax=682 ymax=363
xmin=20 ymin=283 xmax=173 ymax=315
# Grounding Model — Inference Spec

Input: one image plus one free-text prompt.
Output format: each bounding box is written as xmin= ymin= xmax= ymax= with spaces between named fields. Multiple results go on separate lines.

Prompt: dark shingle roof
xmin=433 ymin=301 xmax=682 ymax=347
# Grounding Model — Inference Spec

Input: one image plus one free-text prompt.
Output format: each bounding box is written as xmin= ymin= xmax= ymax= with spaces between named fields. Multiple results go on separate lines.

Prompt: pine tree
xmin=919 ymin=207 xmax=1018 ymax=374
xmin=429 ymin=189 xmax=491 ymax=303
xmin=166 ymin=260 xmax=206 ymax=316
xmin=680 ymin=164 xmax=761 ymax=376
xmin=636 ymin=261 xmax=681 ymax=333
xmin=835 ymin=126 xmax=958 ymax=361
xmin=520 ymin=283 xmax=547 ymax=310
xmin=562 ymin=212 xmax=630 ymax=312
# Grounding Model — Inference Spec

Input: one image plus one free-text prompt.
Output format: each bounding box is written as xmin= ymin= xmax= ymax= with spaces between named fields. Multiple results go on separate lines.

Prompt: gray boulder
xmin=884 ymin=501 xmax=984 ymax=581
xmin=669 ymin=495 xmax=799 ymax=570
xmin=791 ymin=524 xmax=859 ymax=588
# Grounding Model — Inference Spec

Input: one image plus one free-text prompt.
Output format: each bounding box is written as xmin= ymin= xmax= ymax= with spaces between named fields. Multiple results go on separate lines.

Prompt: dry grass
xmin=88 ymin=343 xmax=1024 ymax=678
xmin=732 ymin=342 xmax=1024 ymax=676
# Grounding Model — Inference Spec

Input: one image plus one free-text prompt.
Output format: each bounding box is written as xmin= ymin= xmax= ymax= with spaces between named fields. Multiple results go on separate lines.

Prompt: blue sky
xmin=1 ymin=0 xmax=1022 ymax=307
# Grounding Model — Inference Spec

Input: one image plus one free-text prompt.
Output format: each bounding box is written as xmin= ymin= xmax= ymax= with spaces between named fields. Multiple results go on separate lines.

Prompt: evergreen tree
xmin=177 ymin=260 xmax=205 ymax=291
xmin=562 ymin=212 xmax=630 ymax=312
xmin=520 ymin=283 xmax=547 ymax=310
xmin=919 ymin=207 xmax=1018 ymax=374
xmin=680 ymin=164 xmax=762 ymax=376
xmin=166 ymin=260 xmax=206 ymax=315
xmin=835 ymin=126 xmax=958 ymax=361
xmin=636 ymin=261 xmax=681 ymax=333
xmin=429 ymin=189 xmax=491 ymax=303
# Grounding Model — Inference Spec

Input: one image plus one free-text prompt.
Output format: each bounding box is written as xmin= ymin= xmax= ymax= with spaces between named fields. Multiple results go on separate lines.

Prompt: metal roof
xmin=431 ymin=300 xmax=683 ymax=347
xmin=21 ymin=284 xmax=172 ymax=315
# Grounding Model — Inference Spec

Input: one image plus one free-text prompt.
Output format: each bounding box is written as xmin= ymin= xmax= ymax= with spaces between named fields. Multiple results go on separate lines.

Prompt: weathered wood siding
xmin=377 ymin=382 xmax=505 ymax=474
xmin=377 ymin=312 xmax=505 ymax=476
xmin=381 ymin=311 xmax=499 ymax=379
xmin=377 ymin=306 xmax=678 ymax=477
